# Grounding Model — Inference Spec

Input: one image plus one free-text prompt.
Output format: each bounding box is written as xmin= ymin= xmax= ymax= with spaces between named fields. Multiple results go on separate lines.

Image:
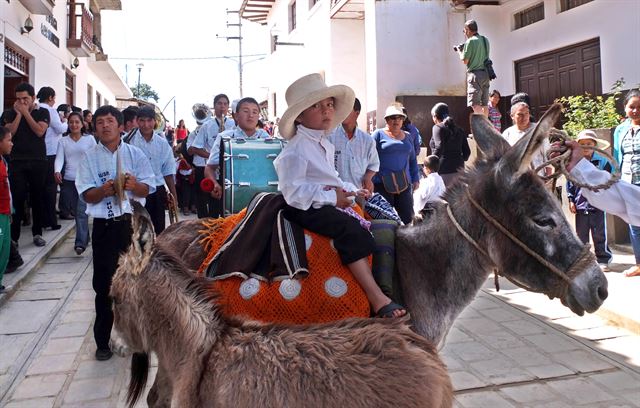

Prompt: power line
xmin=110 ymin=54 xmax=266 ymax=61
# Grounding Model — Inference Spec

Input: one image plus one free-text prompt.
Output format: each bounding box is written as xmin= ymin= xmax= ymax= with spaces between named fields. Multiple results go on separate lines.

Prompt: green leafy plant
xmin=130 ymin=83 xmax=160 ymax=102
xmin=555 ymin=78 xmax=625 ymax=138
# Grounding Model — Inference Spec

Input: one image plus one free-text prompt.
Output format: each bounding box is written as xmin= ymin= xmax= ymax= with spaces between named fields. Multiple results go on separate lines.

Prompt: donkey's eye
xmin=533 ymin=217 xmax=556 ymax=228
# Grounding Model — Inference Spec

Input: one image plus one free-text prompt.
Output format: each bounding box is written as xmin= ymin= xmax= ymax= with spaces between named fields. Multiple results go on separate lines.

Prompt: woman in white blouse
xmin=54 ymin=112 xmax=96 ymax=255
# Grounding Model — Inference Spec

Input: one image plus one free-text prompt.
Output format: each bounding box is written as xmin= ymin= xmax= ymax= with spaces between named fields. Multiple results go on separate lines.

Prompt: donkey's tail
xmin=126 ymin=352 xmax=149 ymax=408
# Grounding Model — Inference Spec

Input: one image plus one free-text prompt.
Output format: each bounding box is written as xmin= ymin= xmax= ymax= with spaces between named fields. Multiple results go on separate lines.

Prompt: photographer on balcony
xmin=456 ymin=19 xmax=491 ymax=117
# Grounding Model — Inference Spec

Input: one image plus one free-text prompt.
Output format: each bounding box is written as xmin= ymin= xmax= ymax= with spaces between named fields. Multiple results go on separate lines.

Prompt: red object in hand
xmin=200 ymin=178 xmax=215 ymax=192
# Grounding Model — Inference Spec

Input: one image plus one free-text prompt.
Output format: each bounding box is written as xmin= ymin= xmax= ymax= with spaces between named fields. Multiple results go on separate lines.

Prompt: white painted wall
xmin=263 ymin=0 xmax=334 ymax=120
xmin=469 ymin=0 xmax=640 ymax=94
xmin=1 ymin=0 xmax=130 ymax=112
xmin=369 ymin=0 xmax=467 ymax=128
xmin=329 ymin=18 xmax=367 ymax=129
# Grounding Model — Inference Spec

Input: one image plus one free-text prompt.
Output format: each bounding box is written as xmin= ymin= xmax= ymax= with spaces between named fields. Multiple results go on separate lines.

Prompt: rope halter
xmin=445 ymin=189 xmax=596 ymax=300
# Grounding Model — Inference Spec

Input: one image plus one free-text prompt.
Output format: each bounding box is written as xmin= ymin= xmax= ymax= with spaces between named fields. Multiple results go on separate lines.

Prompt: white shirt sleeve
xmin=75 ymin=151 xmax=96 ymax=195
xmin=571 ymin=158 xmax=640 ymax=225
xmin=160 ymin=141 xmax=176 ymax=176
xmin=367 ymin=139 xmax=380 ymax=172
xmin=274 ymin=153 xmax=337 ymax=210
xmin=207 ymin=134 xmax=223 ymax=166
xmin=54 ymin=139 xmax=65 ymax=173
xmin=48 ymin=107 xmax=68 ymax=134
xmin=191 ymin=125 xmax=207 ymax=149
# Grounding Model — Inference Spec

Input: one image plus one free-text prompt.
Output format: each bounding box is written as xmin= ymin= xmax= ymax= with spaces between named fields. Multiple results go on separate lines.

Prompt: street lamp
xmin=136 ymin=63 xmax=144 ymax=98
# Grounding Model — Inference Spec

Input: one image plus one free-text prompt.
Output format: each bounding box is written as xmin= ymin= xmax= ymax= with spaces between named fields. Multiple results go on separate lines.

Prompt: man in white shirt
xmin=37 ymin=87 xmax=68 ymax=230
xmin=502 ymin=102 xmax=550 ymax=176
xmin=126 ymin=106 xmax=177 ymax=234
xmin=328 ymin=97 xmax=379 ymax=194
xmin=189 ymin=93 xmax=235 ymax=218
xmin=75 ymin=105 xmax=154 ymax=361
xmin=205 ymin=97 xmax=268 ymax=199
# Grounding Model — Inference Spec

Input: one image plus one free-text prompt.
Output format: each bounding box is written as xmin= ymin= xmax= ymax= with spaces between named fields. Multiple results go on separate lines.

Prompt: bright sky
xmin=101 ymin=0 xmax=268 ymax=129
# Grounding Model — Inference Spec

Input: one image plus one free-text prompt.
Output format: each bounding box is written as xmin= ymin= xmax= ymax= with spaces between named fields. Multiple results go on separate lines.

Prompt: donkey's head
xmin=110 ymin=201 xmax=156 ymax=407
xmin=463 ymin=104 xmax=607 ymax=315
xmin=111 ymin=201 xmax=156 ymax=353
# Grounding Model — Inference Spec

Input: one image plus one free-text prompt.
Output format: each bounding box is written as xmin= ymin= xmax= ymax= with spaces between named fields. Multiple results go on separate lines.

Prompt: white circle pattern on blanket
xmin=304 ymin=234 xmax=313 ymax=251
xmin=279 ymin=278 xmax=301 ymax=300
xmin=325 ymin=277 xmax=348 ymax=298
xmin=239 ymin=278 xmax=260 ymax=300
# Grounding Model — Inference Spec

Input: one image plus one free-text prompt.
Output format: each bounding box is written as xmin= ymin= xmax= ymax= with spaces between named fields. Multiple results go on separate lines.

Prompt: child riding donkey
xmin=274 ymin=74 xmax=406 ymax=318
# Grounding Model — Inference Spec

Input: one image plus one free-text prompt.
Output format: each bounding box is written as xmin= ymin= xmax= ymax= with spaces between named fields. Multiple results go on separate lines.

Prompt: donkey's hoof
xmin=109 ymin=335 xmax=131 ymax=357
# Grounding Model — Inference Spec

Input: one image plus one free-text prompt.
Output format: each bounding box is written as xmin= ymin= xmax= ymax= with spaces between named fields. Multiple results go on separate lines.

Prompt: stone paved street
xmin=1 ymin=232 xmax=639 ymax=407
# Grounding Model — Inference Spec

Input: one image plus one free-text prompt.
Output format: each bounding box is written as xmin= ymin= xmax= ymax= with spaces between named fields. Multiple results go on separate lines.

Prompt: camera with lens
xmin=453 ymin=43 xmax=465 ymax=52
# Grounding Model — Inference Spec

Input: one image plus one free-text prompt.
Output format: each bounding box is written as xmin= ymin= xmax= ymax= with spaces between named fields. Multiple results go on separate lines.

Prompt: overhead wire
xmin=110 ymin=54 xmax=267 ymax=61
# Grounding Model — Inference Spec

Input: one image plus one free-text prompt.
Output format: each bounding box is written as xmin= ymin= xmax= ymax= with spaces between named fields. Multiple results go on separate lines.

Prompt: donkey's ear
xmin=471 ymin=114 xmax=511 ymax=160
xmin=497 ymin=104 xmax=562 ymax=176
xmin=131 ymin=201 xmax=155 ymax=260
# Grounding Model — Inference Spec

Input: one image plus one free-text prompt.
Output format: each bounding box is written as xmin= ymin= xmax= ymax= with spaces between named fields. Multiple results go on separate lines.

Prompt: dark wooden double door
xmin=515 ymin=38 xmax=602 ymax=119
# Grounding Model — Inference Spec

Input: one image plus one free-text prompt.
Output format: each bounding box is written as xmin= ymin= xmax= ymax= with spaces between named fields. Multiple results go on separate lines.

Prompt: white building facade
xmin=1 ymin=0 xmax=130 ymax=114
xmin=241 ymin=0 xmax=640 ymax=137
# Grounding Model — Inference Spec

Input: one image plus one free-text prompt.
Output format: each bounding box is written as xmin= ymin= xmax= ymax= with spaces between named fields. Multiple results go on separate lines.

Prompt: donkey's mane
xmin=150 ymin=241 xmax=222 ymax=318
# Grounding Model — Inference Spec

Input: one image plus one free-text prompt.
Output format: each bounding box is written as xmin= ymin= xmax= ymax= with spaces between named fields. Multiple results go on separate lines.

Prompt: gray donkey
xmin=156 ymin=104 xmax=608 ymax=348
xmin=111 ymin=202 xmax=453 ymax=408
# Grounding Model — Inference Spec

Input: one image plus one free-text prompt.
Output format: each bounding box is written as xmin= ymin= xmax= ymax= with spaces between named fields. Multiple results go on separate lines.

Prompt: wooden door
xmin=515 ymin=38 xmax=601 ymax=119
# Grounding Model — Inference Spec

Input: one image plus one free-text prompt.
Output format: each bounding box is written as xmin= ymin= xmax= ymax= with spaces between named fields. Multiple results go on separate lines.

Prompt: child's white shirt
xmin=413 ymin=172 xmax=446 ymax=214
xmin=274 ymin=125 xmax=357 ymax=210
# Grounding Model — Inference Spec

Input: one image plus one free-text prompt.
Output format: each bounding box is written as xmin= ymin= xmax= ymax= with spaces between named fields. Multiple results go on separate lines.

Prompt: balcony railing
xmin=67 ymin=1 xmax=94 ymax=57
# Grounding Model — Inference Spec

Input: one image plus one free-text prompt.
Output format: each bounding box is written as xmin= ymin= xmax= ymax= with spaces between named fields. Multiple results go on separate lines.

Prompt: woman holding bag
xmin=372 ymin=103 xmax=420 ymax=224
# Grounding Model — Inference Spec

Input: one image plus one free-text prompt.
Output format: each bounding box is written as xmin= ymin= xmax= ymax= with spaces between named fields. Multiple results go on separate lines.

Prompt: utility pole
xmin=219 ymin=9 xmax=243 ymax=98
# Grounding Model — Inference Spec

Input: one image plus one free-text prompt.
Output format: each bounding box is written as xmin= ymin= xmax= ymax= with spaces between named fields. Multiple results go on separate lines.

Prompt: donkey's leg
xmin=147 ymin=363 xmax=172 ymax=408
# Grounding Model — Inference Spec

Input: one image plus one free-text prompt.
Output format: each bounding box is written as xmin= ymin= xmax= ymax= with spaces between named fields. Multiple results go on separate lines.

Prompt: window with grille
xmin=4 ymin=45 xmax=29 ymax=75
xmin=289 ymin=1 xmax=297 ymax=32
xmin=514 ymin=3 xmax=544 ymax=30
xmin=560 ymin=0 xmax=593 ymax=12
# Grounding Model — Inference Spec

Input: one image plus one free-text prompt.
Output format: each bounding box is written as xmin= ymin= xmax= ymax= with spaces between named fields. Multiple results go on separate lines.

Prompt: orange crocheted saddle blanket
xmin=197 ymin=209 xmax=371 ymax=324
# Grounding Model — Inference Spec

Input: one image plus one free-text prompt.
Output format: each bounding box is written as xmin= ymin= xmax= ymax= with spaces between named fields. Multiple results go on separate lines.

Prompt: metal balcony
xmin=67 ymin=1 xmax=94 ymax=57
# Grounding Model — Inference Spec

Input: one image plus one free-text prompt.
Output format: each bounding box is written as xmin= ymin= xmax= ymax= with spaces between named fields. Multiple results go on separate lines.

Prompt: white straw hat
xmin=278 ymin=73 xmax=355 ymax=139
xmin=576 ymin=130 xmax=610 ymax=150
xmin=384 ymin=104 xmax=407 ymax=119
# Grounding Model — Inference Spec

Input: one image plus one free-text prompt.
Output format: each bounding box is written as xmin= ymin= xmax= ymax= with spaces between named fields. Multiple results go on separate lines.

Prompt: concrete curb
xmin=0 ymin=222 xmax=75 ymax=307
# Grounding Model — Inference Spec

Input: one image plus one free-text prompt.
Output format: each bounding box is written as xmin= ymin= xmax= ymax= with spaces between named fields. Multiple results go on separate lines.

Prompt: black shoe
xmin=50 ymin=224 xmax=62 ymax=231
xmin=59 ymin=214 xmax=75 ymax=220
xmin=95 ymin=348 xmax=113 ymax=361
xmin=5 ymin=259 xmax=23 ymax=274
xmin=74 ymin=246 xmax=85 ymax=255
xmin=33 ymin=235 xmax=46 ymax=247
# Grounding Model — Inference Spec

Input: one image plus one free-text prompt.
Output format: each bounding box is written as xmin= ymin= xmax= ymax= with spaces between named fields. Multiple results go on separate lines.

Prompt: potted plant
xmin=555 ymin=78 xmax=625 ymax=147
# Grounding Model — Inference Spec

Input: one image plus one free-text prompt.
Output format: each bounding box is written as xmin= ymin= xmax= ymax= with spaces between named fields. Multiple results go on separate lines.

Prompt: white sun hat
xmin=576 ymin=129 xmax=610 ymax=150
xmin=278 ymin=73 xmax=355 ymax=139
